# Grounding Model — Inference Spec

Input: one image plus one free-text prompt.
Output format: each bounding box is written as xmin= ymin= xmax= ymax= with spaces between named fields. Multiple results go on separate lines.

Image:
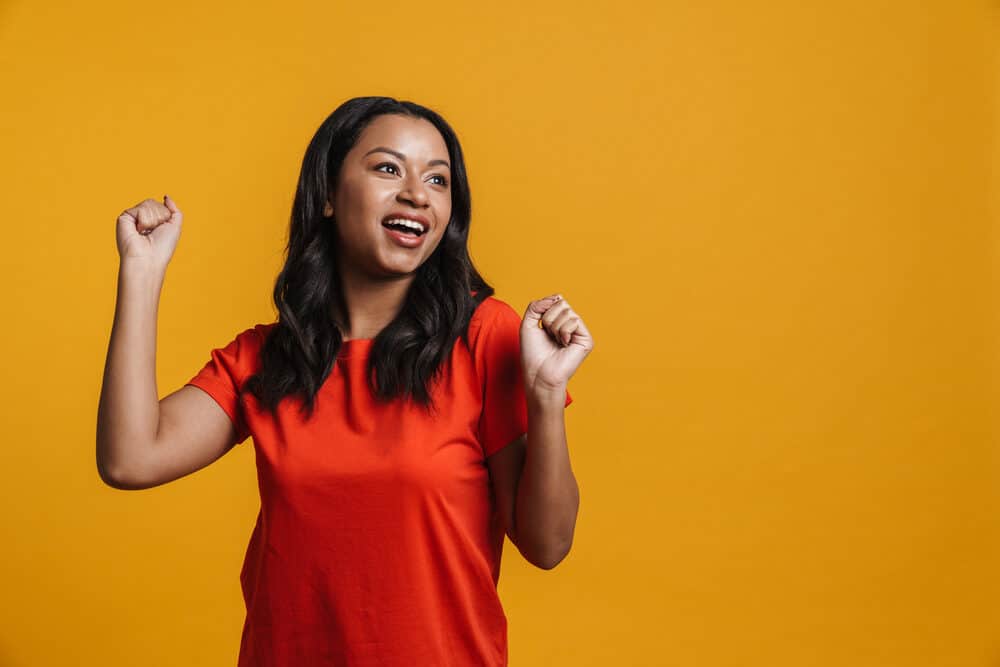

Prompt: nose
xmin=397 ymin=172 xmax=430 ymax=208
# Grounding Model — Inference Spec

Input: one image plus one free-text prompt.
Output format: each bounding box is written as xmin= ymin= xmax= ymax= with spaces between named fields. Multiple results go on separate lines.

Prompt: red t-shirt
xmin=185 ymin=296 xmax=572 ymax=666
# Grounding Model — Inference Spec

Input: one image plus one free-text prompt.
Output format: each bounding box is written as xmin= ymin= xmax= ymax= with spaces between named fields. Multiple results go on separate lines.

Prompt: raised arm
xmin=96 ymin=196 xmax=239 ymax=490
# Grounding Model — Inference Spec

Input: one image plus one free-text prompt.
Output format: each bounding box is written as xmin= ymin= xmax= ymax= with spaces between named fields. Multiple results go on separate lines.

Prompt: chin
xmin=374 ymin=260 xmax=421 ymax=278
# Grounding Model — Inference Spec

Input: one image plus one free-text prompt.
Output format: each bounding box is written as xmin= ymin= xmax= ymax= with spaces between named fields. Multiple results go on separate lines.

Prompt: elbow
xmin=96 ymin=447 xmax=119 ymax=488
xmin=99 ymin=468 xmax=151 ymax=491
xmin=96 ymin=436 xmax=124 ymax=489
xmin=96 ymin=447 xmax=147 ymax=491
xmin=97 ymin=462 xmax=126 ymax=489
xmin=97 ymin=460 xmax=134 ymax=490
xmin=529 ymin=540 xmax=574 ymax=571
xmin=519 ymin=509 xmax=580 ymax=570
xmin=534 ymin=551 xmax=570 ymax=571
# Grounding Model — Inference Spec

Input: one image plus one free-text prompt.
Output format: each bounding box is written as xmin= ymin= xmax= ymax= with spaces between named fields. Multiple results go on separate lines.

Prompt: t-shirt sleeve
xmin=475 ymin=300 xmax=573 ymax=459
xmin=184 ymin=326 xmax=261 ymax=446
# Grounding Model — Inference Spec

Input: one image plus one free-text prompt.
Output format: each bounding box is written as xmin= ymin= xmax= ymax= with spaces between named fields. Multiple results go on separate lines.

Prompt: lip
xmin=383 ymin=225 xmax=427 ymax=249
xmin=381 ymin=211 xmax=430 ymax=234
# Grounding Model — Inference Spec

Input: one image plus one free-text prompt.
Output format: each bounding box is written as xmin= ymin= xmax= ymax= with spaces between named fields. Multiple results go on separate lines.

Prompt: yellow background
xmin=1 ymin=0 xmax=997 ymax=664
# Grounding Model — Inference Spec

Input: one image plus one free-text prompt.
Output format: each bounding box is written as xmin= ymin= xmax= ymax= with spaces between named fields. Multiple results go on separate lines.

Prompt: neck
xmin=336 ymin=267 xmax=415 ymax=341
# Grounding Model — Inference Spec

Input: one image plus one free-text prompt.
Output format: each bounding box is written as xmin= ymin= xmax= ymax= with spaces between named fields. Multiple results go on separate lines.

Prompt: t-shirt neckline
xmin=337 ymin=338 xmax=374 ymax=359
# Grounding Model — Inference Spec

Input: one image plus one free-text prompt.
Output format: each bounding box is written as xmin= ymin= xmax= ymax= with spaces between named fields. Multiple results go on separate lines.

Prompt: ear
xmin=323 ymin=199 xmax=334 ymax=218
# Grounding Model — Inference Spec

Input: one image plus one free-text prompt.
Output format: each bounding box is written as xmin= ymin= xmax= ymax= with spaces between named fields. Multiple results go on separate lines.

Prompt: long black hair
xmin=241 ymin=96 xmax=494 ymax=419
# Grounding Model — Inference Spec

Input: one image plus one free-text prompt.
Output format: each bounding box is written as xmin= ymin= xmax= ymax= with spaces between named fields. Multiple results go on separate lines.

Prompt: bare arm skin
xmin=96 ymin=197 xmax=240 ymax=490
xmin=486 ymin=391 xmax=579 ymax=571
xmin=486 ymin=294 xmax=592 ymax=570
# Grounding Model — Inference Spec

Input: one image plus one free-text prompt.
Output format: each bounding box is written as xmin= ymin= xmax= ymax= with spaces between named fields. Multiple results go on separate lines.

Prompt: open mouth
xmin=381 ymin=218 xmax=428 ymax=237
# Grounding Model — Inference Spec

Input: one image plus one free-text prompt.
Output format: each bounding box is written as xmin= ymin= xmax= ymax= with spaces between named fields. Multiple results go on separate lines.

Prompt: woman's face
xmin=326 ymin=113 xmax=453 ymax=281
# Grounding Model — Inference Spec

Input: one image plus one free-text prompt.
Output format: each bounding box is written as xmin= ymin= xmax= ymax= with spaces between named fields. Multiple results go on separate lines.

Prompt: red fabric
xmin=185 ymin=296 xmax=572 ymax=666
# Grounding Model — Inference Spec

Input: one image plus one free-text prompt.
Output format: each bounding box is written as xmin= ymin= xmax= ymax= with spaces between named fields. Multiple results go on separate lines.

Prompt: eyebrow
xmin=363 ymin=146 xmax=450 ymax=170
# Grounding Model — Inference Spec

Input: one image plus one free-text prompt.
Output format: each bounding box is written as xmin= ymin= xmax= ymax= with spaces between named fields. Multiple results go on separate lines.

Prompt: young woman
xmin=96 ymin=96 xmax=594 ymax=666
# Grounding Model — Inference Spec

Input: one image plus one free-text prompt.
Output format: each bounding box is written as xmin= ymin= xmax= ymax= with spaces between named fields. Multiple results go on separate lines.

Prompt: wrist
xmin=117 ymin=259 xmax=166 ymax=300
xmin=527 ymin=379 xmax=567 ymax=405
xmin=119 ymin=257 xmax=166 ymax=279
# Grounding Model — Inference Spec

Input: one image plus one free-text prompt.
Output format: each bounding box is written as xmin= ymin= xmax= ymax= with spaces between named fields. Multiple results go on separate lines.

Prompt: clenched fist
xmin=520 ymin=294 xmax=594 ymax=397
xmin=116 ymin=195 xmax=183 ymax=270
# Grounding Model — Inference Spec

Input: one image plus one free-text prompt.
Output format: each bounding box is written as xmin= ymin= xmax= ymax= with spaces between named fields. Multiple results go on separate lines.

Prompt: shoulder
xmin=189 ymin=321 xmax=277 ymax=391
xmin=469 ymin=296 xmax=522 ymax=339
xmin=471 ymin=295 xmax=521 ymax=326
xmin=211 ymin=322 xmax=277 ymax=372
xmin=228 ymin=322 xmax=277 ymax=348
xmin=250 ymin=321 xmax=279 ymax=341
xmin=467 ymin=296 xmax=525 ymax=367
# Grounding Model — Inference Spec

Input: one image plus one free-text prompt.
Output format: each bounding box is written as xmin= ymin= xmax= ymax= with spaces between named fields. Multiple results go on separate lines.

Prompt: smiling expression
xmin=325 ymin=114 xmax=453 ymax=281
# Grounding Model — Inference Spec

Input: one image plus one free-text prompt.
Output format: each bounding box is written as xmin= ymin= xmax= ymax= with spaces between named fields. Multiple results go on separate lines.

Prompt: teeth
xmin=384 ymin=218 xmax=425 ymax=233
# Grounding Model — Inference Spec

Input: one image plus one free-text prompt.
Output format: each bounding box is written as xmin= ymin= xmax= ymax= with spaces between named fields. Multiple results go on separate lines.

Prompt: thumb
xmin=523 ymin=294 xmax=562 ymax=327
xmin=163 ymin=194 xmax=182 ymax=221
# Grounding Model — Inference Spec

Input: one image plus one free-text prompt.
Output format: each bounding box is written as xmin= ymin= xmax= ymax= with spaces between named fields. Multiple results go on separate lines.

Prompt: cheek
xmin=338 ymin=176 xmax=385 ymax=215
xmin=437 ymin=197 xmax=452 ymax=224
xmin=430 ymin=221 xmax=452 ymax=249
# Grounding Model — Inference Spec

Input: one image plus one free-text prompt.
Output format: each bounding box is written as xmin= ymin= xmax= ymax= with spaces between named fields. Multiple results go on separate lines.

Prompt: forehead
xmin=354 ymin=114 xmax=449 ymax=161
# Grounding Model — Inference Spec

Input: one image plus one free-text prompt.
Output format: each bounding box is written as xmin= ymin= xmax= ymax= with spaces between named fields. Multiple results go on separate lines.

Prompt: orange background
xmin=1 ymin=1 xmax=997 ymax=665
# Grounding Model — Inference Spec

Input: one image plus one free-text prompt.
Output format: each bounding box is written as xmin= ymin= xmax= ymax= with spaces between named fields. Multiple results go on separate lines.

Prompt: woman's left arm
xmin=514 ymin=294 xmax=594 ymax=569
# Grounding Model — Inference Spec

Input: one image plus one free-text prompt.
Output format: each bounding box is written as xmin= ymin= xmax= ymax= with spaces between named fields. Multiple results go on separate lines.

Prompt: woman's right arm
xmin=96 ymin=197 xmax=238 ymax=490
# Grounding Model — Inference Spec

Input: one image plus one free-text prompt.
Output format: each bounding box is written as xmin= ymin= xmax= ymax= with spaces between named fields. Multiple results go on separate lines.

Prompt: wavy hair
xmin=241 ymin=96 xmax=494 ymax=419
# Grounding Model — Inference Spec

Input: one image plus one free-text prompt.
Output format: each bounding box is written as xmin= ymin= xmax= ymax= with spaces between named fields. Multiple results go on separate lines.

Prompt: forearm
xmin=515 ymin=387 xmax=579 ymax=569
xmin=96 ymin=260 xmax=164 ymax=484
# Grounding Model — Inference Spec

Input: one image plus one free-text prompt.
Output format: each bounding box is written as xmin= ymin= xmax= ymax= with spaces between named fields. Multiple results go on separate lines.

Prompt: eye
xmin=375 ymin=162 xmax=448 ymax=187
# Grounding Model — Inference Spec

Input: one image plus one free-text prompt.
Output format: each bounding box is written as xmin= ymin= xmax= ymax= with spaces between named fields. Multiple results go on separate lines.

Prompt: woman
xmin=97 ymin=96 xmax=594 ymax=666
